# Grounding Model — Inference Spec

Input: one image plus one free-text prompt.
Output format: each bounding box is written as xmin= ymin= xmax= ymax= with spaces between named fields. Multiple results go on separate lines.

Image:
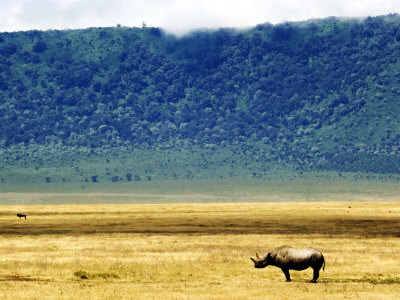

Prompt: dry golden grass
xmin=0 ymin=202 xmax=400 ymax=299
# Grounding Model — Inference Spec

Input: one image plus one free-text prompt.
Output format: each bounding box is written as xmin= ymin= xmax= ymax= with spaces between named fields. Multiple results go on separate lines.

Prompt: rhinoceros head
xmin=250 ymin=253 xmax=271 ymax=268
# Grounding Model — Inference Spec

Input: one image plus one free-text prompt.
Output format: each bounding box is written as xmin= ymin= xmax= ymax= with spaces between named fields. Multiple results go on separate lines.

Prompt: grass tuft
xmin=73 ymin=270 xmax=120 ymax=280
xmin=73 ymin=270 xmax=89 ymax=279
xmin=367 ymin=277 xmax=400 ymax=284
xmin=321 ymin=277 xmax=400 ymax=284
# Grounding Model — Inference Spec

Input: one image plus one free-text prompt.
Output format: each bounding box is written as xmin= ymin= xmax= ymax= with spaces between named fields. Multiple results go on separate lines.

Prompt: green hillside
xmin=0 ymin=15 xmax=400 ymax=189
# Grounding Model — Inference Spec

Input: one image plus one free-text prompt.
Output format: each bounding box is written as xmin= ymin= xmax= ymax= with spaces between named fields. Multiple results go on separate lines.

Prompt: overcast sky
xmin=1 ymin=0 xmax=400 ymax=35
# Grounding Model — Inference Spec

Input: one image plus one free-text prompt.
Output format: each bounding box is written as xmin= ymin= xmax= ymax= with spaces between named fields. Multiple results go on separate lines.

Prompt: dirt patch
xmin=0 ymin=275 xmax=50 ymax=282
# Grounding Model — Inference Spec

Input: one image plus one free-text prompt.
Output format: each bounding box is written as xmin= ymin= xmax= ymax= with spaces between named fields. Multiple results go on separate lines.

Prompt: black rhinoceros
xmin=250 ymin=246 xmax=325 ymax=283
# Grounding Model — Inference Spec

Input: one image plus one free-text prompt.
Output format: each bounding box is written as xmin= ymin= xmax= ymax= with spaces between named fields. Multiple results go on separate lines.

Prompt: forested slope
xmin=0 ymin=15 xmax=399 ymax=178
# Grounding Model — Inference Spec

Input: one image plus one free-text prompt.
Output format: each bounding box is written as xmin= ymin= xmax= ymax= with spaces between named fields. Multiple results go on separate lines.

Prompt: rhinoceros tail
xmin=322 ymin=256 xmax=325 ymax=271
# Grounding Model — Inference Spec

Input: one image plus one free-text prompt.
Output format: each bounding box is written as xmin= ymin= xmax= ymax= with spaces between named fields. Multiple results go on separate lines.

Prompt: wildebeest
xmin=250 ymin=246 xmax=325 ymax=283
xmin=17 ymin=214 xmax=27 ymax=219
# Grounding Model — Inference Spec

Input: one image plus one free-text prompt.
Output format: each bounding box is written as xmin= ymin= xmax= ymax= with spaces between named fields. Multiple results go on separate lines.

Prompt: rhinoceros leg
xmin=282 ymin=268 xmax=291 ymax=282
xmin=311 ymin=268 xmax=319 ymax=283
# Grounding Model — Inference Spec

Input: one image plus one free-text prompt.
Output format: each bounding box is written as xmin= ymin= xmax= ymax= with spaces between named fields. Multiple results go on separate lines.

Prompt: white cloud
xmin=0 ymin=0 xmax=400 ymax=34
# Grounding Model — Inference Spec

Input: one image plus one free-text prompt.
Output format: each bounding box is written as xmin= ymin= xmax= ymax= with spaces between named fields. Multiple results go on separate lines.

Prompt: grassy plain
xmin=0 ymin=200 xmax=400 ymax=299
xmin=1 ymin=175 xmax=399 ymax=203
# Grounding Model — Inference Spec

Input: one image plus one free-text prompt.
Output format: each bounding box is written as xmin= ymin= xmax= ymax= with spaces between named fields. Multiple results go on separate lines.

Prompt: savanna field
xmin=0 ymin=179 xmax=399 ymax=299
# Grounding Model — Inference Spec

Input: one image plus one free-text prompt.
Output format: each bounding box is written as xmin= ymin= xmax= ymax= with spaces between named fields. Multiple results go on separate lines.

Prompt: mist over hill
xmin=0 ymin=14 xmax=400 ymax=187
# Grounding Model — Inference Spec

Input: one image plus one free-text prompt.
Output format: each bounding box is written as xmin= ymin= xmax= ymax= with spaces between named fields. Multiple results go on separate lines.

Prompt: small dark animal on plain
xmin=250 ymin=245 xmax=325 ymax=283
xmin=17 ymin=214 xmax=27 ymax=219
